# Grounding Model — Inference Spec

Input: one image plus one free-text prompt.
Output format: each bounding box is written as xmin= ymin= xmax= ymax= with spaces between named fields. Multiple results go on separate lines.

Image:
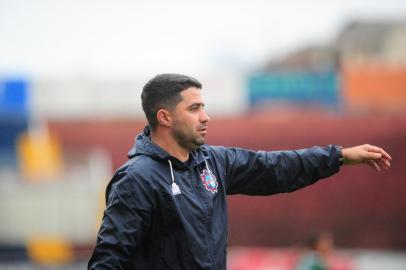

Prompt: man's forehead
xmin=180 ymin=87 xmax=204 ymax=103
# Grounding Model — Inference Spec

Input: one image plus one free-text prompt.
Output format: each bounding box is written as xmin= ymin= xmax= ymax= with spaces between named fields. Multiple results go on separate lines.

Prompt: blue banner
xmin=248 ymin=71 xmax=340 ymax=107
xmin=0 ymin=78 xmax=29 ymax=167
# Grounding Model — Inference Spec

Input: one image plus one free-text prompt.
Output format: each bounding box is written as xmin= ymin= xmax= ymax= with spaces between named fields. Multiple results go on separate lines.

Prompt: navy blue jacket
xmin=88 ymin=126 xmax=342 ymax=270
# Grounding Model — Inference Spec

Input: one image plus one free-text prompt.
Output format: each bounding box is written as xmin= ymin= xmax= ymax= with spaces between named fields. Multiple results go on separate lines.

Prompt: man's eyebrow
xmin=187 ymin=102 xmax=205 ymax=108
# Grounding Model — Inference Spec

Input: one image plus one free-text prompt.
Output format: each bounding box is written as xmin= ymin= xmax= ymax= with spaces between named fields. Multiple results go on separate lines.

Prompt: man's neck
xmin=151 ymin=131 xmax=190 ymax=162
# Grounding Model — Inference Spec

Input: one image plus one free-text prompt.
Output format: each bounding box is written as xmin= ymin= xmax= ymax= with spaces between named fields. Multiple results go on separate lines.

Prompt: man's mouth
xmin=197 ymin=126 xmax=207 ymax=134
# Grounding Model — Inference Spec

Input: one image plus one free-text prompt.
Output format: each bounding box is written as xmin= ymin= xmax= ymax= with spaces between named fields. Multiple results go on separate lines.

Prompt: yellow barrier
xmin=27 ymin=236 xmax=73 ymax=265
xmin=18 ymin=128 xmax=63 ymax=181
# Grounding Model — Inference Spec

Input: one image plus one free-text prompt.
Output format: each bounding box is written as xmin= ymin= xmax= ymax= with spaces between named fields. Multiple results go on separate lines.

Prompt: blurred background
xmin=1 ymin=0 xmax=406 ymax=269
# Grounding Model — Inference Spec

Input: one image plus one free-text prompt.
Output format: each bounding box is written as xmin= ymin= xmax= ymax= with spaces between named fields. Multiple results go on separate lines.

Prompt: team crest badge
xmin=200 ymin=169 xmax=218 ymax=193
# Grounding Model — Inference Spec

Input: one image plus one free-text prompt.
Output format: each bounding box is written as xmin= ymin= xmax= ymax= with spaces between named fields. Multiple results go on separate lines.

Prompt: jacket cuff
xmin=334 ymin=145 xmax=344 ymax=166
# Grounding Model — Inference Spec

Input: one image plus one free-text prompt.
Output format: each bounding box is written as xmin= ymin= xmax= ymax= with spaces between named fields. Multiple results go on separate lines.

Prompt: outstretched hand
xmin=342 ymin=144 xmax=392 ymax=171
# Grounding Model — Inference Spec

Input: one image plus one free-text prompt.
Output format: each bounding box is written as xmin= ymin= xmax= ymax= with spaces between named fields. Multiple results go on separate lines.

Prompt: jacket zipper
xmin=188 ymin=168 xmax=216 ymax=266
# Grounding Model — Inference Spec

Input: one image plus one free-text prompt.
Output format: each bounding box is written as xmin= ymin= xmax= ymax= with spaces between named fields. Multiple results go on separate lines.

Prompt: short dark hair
xmin=141 ymin=74 xmax=202 ymax=130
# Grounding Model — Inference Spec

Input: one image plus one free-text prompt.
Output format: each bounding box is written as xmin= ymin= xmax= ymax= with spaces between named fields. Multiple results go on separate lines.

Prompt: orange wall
xmin=342 ymin=66 xmax=406 ymax=111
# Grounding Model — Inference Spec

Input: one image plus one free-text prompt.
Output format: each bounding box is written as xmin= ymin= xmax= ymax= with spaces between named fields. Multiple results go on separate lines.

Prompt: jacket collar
xmin=128 ymin=125 xmax=208 ymax=169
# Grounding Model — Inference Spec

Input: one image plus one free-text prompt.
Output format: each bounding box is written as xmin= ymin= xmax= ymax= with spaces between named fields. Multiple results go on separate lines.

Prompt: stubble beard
xmin=172 ymin=124 xmax=205 ymax=152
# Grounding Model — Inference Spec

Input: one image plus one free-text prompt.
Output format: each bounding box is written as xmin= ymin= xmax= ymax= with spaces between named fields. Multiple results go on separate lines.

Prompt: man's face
xmin=170 ymin=87 xmax=210 ymax=151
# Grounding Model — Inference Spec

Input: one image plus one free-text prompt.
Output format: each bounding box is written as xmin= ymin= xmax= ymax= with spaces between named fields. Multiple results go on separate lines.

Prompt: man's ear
xmin=156 ymin=109 xmax=172 ymax=127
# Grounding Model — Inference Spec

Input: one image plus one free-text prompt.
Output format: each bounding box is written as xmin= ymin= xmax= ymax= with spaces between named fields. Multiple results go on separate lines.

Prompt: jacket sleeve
xmin=215 ymin=144 xmax=342 ymax=195
xmin=88 ymin=170 xmax=155 ymax=269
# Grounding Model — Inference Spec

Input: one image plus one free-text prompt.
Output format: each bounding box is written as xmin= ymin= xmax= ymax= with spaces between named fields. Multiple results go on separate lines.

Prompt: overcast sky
xmin=1 ymin=0 xmax=405 ymax=79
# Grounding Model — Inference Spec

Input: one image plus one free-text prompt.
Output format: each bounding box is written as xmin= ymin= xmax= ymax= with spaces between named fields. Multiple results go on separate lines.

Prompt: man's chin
xmin=193 ymin=138 xmax=205 ymax=148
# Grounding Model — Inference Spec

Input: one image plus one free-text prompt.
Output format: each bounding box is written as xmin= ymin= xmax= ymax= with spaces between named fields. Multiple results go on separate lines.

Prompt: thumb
xmin=366 ymin=152 xmax=382 ymax=160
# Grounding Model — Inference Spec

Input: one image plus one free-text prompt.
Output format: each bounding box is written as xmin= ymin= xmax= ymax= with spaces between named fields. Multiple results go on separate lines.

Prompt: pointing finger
xmin=366 ymin=145 xmax=392 ymax=161
xmin=366 ymin=152 xmax=382 ymax=160
xmin=378 ymin=148 xmax=392 ymax=161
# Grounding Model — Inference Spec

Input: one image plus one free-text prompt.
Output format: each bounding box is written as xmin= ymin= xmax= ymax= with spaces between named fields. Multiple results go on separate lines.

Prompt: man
xmin=88 ymin=74 xmax=391 ymax=270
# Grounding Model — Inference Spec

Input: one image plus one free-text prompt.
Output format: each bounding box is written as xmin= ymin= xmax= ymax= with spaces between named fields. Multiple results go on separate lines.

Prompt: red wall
xmin=49 ymin=113 xmax=406 ymax=249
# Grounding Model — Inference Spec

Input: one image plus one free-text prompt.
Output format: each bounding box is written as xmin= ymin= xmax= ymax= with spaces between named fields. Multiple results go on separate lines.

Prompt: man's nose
xmin=200 ymin=110 xmax=210 ymax=123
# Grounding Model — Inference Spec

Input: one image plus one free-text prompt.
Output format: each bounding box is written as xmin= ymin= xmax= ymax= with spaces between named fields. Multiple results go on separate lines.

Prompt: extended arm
xmin=217 ymin=144 xmax=342 ymax=195
xmin=215 ymin=143 xmax=391 ymax=196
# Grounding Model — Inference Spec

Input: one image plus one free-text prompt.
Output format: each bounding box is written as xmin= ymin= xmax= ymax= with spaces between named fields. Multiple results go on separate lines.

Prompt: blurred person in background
xmin=295 ymin=232 xmax=334 ymax=270
xmin=88 ymin=74 xmax=391 ymax=270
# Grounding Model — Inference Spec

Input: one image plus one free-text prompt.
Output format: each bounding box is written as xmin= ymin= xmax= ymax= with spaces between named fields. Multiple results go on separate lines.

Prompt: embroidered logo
xmin=200 ymin=169 xmax=218 ymax=193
